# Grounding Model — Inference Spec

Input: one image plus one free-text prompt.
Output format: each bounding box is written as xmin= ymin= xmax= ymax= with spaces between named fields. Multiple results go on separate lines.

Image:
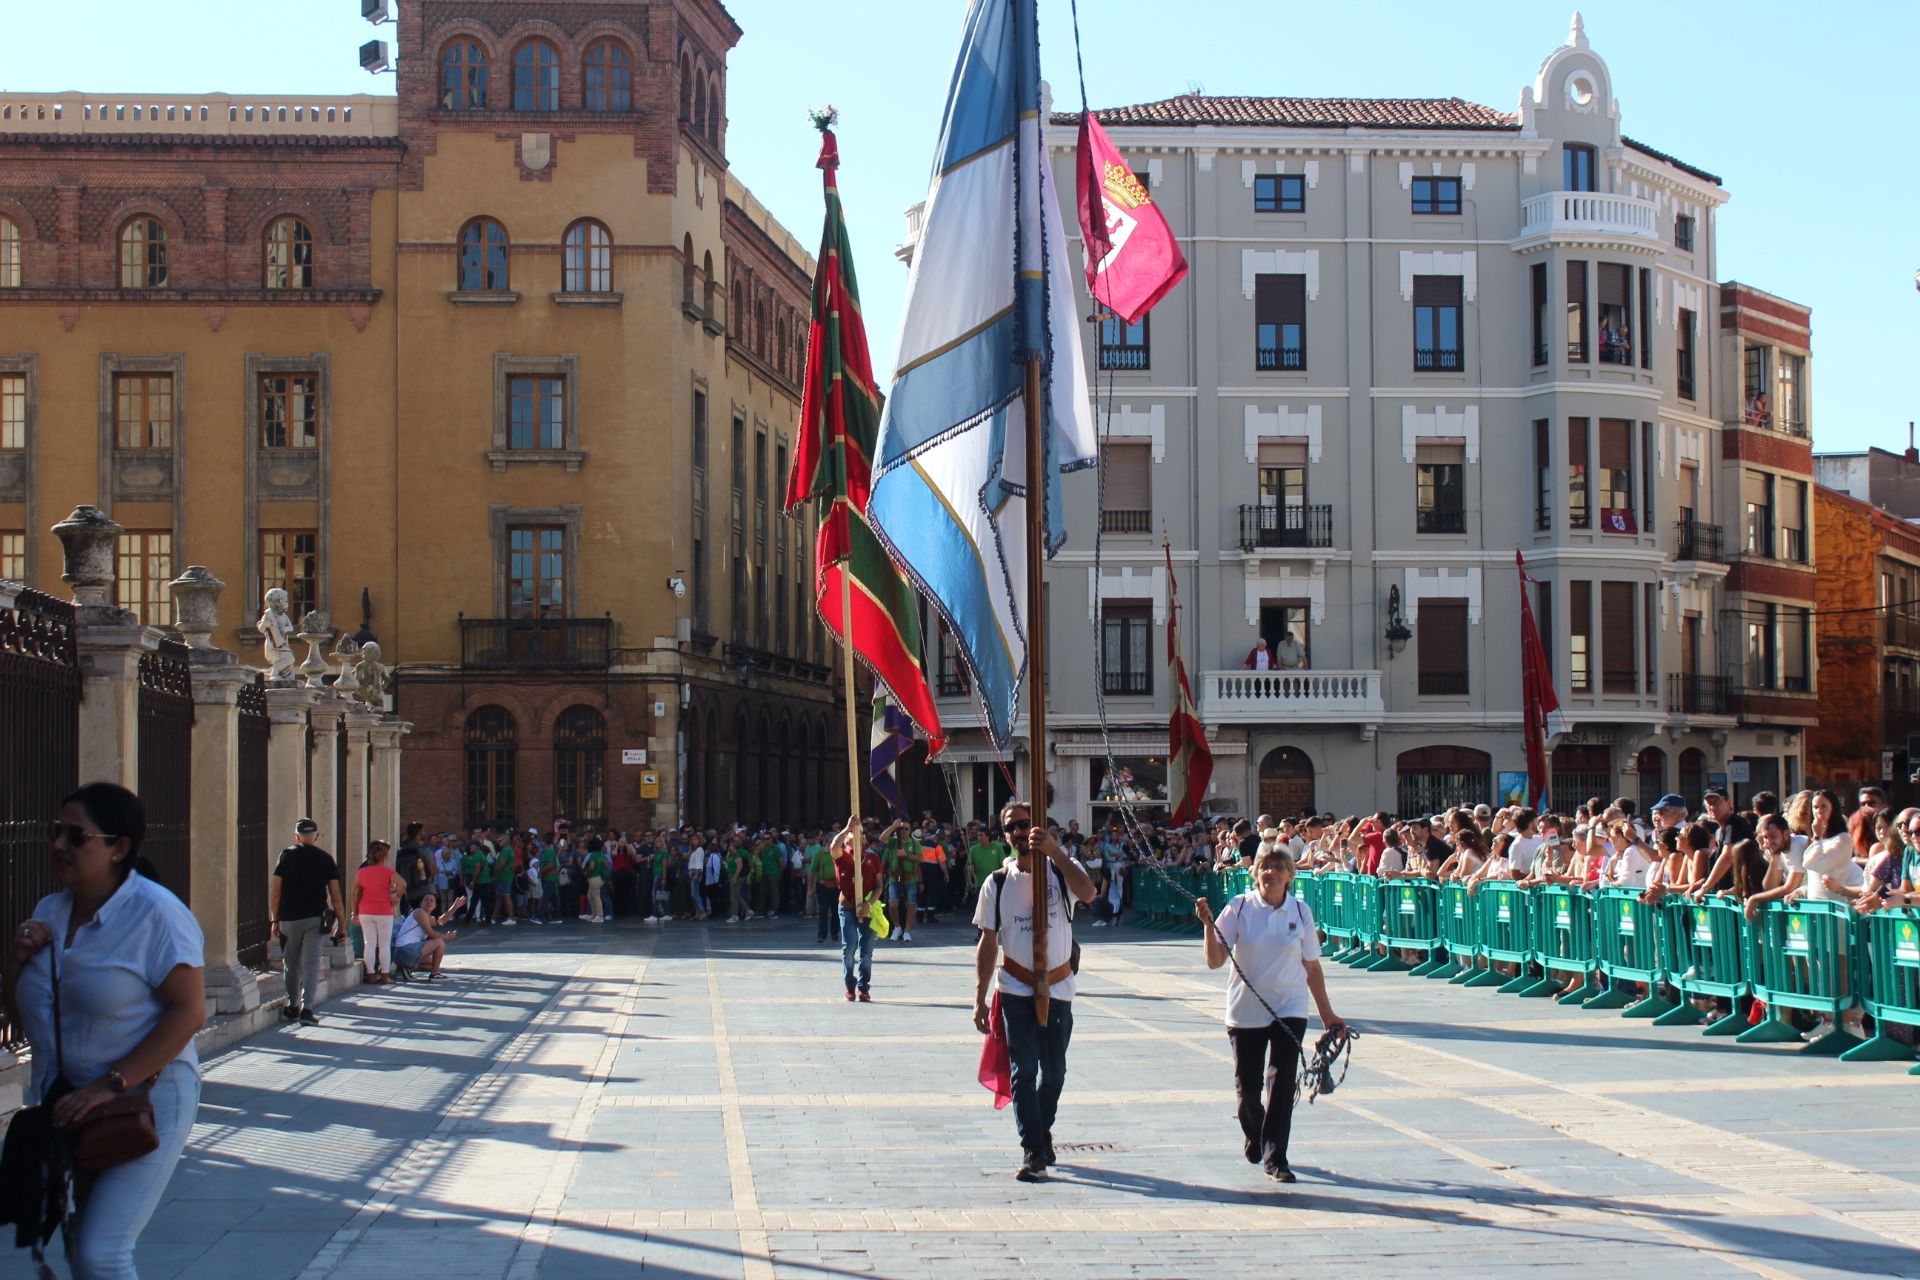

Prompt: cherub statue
xmin=258 ymin=587 xmax=297 ymax=682
xmin=331 ymin=632 xmax=361 ymax=695
xmin=353 ymin=639 xmax=390 ymax=708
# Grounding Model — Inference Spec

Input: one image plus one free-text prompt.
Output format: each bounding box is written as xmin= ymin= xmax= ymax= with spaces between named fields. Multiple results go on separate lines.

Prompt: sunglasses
xmin=1005 ymin=819 xmax=1033 ymax=832
xmin=49 ymin=820 xmax=117 ymax=848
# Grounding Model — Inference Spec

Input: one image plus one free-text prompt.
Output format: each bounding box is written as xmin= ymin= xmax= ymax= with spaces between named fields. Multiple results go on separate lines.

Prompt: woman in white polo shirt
xmin=3 ymin=782 xmax=206 ymax=1279
xmin=1192 ymin=848 xmax=1344 ymax=1183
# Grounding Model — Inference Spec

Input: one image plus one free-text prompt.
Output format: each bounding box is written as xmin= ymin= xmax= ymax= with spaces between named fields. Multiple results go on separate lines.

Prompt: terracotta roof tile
xmin=1052 ymin=93 xmax=1519 ymax=131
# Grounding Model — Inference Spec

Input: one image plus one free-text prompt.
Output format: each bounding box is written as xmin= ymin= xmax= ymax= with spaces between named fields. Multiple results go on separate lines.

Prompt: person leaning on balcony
xmin=1274 ymin=631 xmax=1305 ymax=670
xmin=1241 ymin=638 xmax=1272 ymax=670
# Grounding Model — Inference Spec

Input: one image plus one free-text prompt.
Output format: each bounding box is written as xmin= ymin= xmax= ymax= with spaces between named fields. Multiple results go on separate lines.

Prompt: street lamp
xmin=1385 ymin=585 xmax=1413 ymax=658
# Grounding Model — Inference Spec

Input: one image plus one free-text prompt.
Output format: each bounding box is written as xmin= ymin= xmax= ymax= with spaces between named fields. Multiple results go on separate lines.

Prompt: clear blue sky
xmin=7 ymin=1 xmax=1913 ymax=454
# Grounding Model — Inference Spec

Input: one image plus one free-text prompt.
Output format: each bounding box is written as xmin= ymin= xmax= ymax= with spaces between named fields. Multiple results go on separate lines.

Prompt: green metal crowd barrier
xmin=1257 ymin=871 xmax=1920 ymax=1076
xmin=1845 ymin=909 xmax=1920 ymax=1072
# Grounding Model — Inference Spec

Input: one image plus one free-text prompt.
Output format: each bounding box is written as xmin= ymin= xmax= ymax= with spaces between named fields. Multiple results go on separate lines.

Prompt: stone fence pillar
xmin=368 ymin=719 xmax=411 ymax=848
xmin=264 ymin=685 xmax=320 ymax=862
xmin=171 ymin=565 xmax=262 ymax=1014
xmin=343 ymin=709 xmax=378 ymax=863
xmin=53 ymin=506 xmax=159 ymax=786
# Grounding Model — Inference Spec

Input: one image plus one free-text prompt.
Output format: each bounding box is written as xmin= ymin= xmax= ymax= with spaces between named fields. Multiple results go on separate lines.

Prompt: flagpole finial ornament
xmin=809 ymin=107 xmax=840 ymax=169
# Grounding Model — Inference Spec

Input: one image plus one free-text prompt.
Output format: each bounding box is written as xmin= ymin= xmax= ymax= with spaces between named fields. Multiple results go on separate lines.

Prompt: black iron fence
xmin=1 ymin=588 xmax=81 ymax=1050
xmin=1100 ymin=508 xmax=1152 ymax=534
xmin=236 ymin=676 xmax=271 ymax=970
xmin=1675 ymin=519 xmax=1725 ymax=563
xmin=1237 ymin=503 xmax=1333 ymax=551
xmin=137 ymin=637 xmax=195 ymax=900
xmin=1417 ymin=506 xmax=1467 ymax=534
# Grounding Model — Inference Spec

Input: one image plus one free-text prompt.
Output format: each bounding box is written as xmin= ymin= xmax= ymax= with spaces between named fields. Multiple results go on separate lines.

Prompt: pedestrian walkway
xmin=119 ymin=917 xmax=1920 ymax=1280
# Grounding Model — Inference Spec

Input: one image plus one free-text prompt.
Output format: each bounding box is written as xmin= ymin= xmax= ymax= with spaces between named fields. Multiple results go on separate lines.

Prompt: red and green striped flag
xmin=784 ymin=114 xmax=944 ymax=754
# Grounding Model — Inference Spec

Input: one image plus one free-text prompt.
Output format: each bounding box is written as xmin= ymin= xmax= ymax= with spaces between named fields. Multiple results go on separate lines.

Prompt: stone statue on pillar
xmin=353 ymin=639 xmax=390 ymax=709
xmin=259 ymin=587 xmax=297 ymax=683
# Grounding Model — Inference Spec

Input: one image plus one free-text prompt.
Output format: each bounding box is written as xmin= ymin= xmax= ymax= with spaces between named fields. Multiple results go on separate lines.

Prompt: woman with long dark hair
xmin=2 ymin=782 xmax=206 ymax=1278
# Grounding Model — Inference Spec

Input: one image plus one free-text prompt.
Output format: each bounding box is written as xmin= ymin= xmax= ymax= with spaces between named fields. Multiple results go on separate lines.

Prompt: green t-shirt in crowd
xmin=539 ymin=847 xmax=560 ymax=882
xmin=759 ymin=846 xmax=783 ymax=880
xmin=806 ymin=843 xmax=833 ymax=879
xmin=584 ymin=850 xmax=610 ymax=879
xmin=967 ymin=841 xmax=1003 ymax=884
xmin=461 ymin=849 xmax=484 ymax=880
xmin=490 ymin=847 xmax=516 ymax=885
xmin=729 ymin=850 xmax=756 ymax=880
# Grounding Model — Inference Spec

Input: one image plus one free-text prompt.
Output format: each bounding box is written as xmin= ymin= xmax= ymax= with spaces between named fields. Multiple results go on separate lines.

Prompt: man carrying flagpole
xmin=785 ymin=110 xmax=945 ymax=1005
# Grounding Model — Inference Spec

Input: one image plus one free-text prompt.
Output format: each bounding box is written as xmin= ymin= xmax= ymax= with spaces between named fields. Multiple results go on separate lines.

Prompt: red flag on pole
xmin=1517 ymin=552 xmax=1561 ymax=811
xmin=1165 ymin=543 xmax=1213 ymax=824
xmin=1076 ymin=112 xmax=1187 ymax=325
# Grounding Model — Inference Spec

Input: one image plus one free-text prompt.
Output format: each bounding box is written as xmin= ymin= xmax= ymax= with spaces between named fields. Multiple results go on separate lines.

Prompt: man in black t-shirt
xmin=395 ymin=821 xmax=430 ymax=908
xmin=271 ymin=818 xmax=347 ymax=1025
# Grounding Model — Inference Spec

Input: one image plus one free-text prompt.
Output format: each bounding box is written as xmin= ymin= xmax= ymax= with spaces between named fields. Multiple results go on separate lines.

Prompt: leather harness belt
xmin=1001 ymin=955 xmax=1073 ymax=987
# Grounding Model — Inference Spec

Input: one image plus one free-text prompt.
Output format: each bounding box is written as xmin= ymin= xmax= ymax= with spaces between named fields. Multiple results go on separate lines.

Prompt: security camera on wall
xmin=360 ymin=40 xmax=393 ymax=74
xmin=362 ymin=0 xmax=394 ymax=22
xmin=667 ymin=577 xmax=688 ymax=600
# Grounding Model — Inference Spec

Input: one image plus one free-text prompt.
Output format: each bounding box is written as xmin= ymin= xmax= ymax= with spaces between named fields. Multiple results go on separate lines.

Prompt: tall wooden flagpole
xmin=839 ymin=553 xmax=864 ymax=908
xmin=1023 ymin=356 xmax=1050 ymax=1027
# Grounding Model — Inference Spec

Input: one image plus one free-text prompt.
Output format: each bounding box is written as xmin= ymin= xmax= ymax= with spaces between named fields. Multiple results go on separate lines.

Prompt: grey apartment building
xmin=908 ymin=17 xmax=1814 ymax=824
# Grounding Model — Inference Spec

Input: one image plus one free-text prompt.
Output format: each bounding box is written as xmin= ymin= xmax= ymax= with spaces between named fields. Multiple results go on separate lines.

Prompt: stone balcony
xmin=1517 ymin=191 xmax=1663 ymax=252
xmin=0 ymin=93 xmax=398 ymax=137
xmin=1199 ymin=668 xmax=1384 ymax=725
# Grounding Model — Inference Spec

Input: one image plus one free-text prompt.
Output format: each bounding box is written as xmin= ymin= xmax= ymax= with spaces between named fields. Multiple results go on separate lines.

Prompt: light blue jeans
xmin=68 ymin=1059 xmax=200 ymax=1280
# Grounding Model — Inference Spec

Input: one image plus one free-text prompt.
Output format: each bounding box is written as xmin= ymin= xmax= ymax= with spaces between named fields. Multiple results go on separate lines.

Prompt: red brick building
xmin=1808 ymin=484 xmax=1920 ymax=798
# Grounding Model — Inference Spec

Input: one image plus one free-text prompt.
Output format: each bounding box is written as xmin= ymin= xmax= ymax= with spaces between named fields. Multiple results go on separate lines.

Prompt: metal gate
xmin=137 ymin=637 xmax=195 ymax=899
xmin=0 ymin=588 xmax=81 ymax=1049
xmin=235 ymin=676 xmax=271 ymax=968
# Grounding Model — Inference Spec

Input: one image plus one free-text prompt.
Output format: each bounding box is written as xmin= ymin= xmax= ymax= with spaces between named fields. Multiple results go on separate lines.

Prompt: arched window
xmin=694 ymin=75 xmax=708 ymax=136
xmin=681 ymin=234 xmax=695 ymax=308
xmin=733 ymin=710 xmax=750 ymax=820
xmin=678 ymin=53 xmax=693 ymax=122
xmin=702 ymin=251 xmax=716 ymax=319
xmin=263 ymin=216 xmax=314 ymax=289
xmin=457 ymin=217 xmax=509 ymax=291
xmin=755 ymin=711 xmax=772 ymax=826
xmin=707 ymin=73 xmax=722 ymax=143
xmin=563 ymin=219 xmax=612 ymax=293
xmin=1550 ymin=744 xmax=1612 ymax=812
xmin=774 ymin=715 xmax=792 ymax=820
xmin=1678 ymin=747 xmax=1707 ymax=805
xmin=584 ymin=40 xmax=633 ymax=112
xmin=754 ymin=298 xmax=767 ymax=357
xmin=512 ymin=39 xmax=560 ymax=112
xmin=119 ymin=216 xmax=168 ymax=289
xmin=731 ymin=279 xmax=745 ymax=337
xmin=1636 ymin=746 xmax=1667 ymax=816
xmin=0 ymin=216 xmax=19 ymax=288
xmin=465 ymin=706 xmax=517 ymax=829
xmin=553 ymin=705 xmax=606 ymax=829
xmin=775 ymin=315 xmax=788 ymax=378
xmin=440 ymin=39 xmax=489 ymax=110
xmin=1395 ymin=746 xmax=1491 ymax=816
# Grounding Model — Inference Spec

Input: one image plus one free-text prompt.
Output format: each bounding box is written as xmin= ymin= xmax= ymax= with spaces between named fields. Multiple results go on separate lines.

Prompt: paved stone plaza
xmin=118 ymin=917 xmax=1920 ymax=1280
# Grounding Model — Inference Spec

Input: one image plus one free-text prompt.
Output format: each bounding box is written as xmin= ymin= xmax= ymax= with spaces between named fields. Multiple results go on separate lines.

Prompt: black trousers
xmin=1229 ymin=1018 xmax=1307 ymax=1167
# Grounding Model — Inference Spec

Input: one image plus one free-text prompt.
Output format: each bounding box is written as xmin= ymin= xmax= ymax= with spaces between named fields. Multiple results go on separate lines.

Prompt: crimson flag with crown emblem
xmin=1076 ymin=113 xmax=1187 ymax=325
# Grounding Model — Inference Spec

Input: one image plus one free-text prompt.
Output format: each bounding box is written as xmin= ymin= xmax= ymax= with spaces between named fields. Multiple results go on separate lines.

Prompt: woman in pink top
xmin=353 ymin=839 xmax=401 ymax=984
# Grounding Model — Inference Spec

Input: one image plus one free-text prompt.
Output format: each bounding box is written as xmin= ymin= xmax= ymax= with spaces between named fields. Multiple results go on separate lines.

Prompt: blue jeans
xmin=690 ymin=877 xmax=707 ymax=914
xmin=1000 ymin=993 xmax=1073 ymax=1155
xmin=839 ymin=906 xmax=875 ymax=992
xmin=816 ymin=886 xmax=842 ymax=941
xmin=68 ymin=1059 xmax=200 ymax=1279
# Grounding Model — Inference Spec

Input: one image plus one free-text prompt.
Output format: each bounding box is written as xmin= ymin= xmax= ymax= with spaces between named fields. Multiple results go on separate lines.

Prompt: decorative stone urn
xmin=297 ymin=610 xmax=334 ymax=689
xmin=51 ymin=505 xmax=123 ymax=609
xmin=167 ymin=565 xmax=227 ymax=653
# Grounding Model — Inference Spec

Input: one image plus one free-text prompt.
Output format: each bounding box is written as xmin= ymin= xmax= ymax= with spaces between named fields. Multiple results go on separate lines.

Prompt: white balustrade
xmin=1199 ymin=668 xmax=1385 ymax=724
xmin=0 ymin=93 xmax=398 ymax=137
xmin=1519 ymin=191 xmax=1661 ymax=244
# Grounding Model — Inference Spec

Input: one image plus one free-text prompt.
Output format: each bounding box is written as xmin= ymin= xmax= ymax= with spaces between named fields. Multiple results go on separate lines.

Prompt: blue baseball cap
xmin=1653 ymin=794 xmax=1687 ymax=812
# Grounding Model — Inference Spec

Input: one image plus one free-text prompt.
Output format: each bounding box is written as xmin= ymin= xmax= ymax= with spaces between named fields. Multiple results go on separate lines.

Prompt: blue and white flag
xmin=869 ymin=694 xmax=913 ymax=821
xmin=867 ymin=0 xmax=1098 ymax=752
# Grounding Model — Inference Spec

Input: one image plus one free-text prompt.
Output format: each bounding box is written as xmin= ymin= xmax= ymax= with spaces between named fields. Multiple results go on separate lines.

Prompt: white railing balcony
xmin=0 ymin=93 xmax=398 ymax=137
xmin=1519 ymin=191 xmax=1661 ymax=247
xmin=1199 ymin=668 xmax=1384 ymax=725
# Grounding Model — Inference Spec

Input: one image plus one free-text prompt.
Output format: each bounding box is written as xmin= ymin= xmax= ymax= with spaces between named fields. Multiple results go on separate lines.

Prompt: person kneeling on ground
xmin=392 ymin=892 xmax=464 ymax=980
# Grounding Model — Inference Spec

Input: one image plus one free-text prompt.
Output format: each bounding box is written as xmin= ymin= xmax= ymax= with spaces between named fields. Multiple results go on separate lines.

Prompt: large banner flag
xmin=866 ymin=0 xmax=1099 ymax=751
xmin=1165 ymin=544 xmax=1213 ymax=824
xmin=869 ymin=695 xmax=913 ymax=821
xmin=785 ymin=117 xmax=943 ymax=754
xmin=1517 ymin=552 xmax=1564 ymax=811
xmin=1076 ymin=111 xmax=1187 ymax=325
